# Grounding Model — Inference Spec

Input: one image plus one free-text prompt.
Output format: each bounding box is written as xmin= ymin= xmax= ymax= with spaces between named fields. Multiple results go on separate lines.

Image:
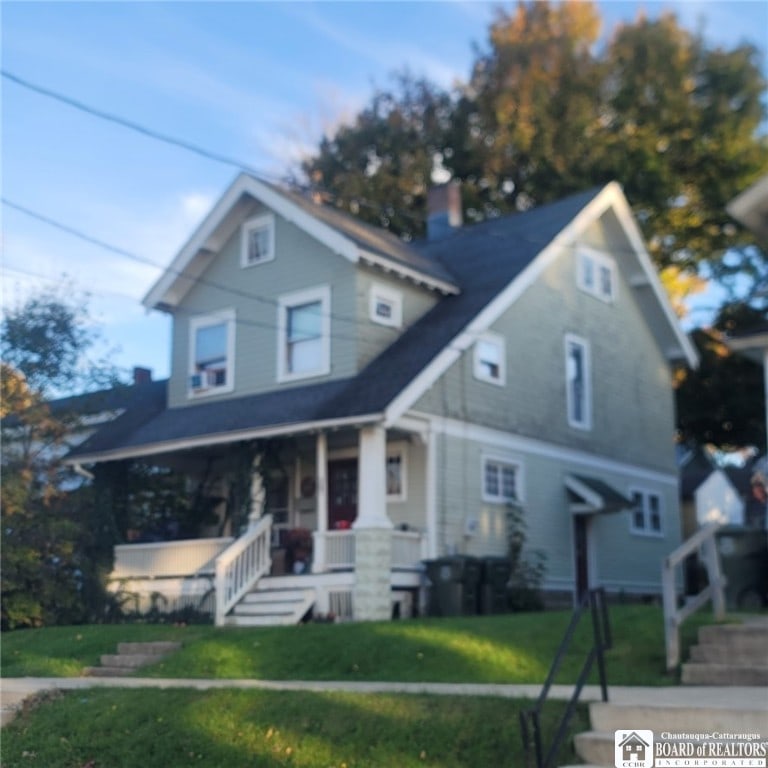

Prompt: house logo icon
xmin=615 ymin=730 xmax=654 ymax=768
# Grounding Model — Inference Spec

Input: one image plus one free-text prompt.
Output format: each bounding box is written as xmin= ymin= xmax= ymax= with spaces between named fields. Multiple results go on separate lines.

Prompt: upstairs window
xmin=473 ymin=332 xmax=506 ymax=386
xmin=482 ymin=456 xmax=520 ymax=503
xmin=278 ymin=286 xmax=331 ymax=382
xmin=189 ymin=310 xmax=235 ymax=396
xmin=630 ymin=489 xmax=663 ymax=535
xmin=577 ymin=246 xmax=616 ymax=303
xmin=369 ymin=283 xmax=403 ymax=328
xmin=565 ymin=334 xmax=591 ymax=430
xmin=241 ymin=214 xmax=275 ymax=267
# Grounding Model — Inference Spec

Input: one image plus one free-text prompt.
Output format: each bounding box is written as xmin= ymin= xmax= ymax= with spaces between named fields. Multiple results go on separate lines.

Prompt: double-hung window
xmin=482 ymin=457 xmax=520 ymax=504
xmin=577 ymin=246 xmax=616 ymax=303
xmin=278 ymin=286 xmax=331 ymax=382
xmin=473 ymin=332 xmax=506 ymax=385
xmin=241 ymin=214 xmax=275 ymax=267
xmin=565 ymin=334 xmax=591 ymax=430
xmin=189 ymin=310 xmax=235 ymax=396
xmin=630 ymin=489 xmax=663 ymax=535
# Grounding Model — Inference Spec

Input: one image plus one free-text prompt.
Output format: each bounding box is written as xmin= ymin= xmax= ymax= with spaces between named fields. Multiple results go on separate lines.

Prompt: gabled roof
xmin=143 ymin=173 xmax=459 ymax=311
xmin=69 ymin=180 xmax=696 ymax=464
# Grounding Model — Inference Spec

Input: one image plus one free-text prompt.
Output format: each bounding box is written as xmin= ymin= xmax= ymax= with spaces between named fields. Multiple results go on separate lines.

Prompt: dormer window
xmin=577 ymin=246 xmax=616 ymax=303
xmin=241 ymin=213 xmax=275 ymax=267
xmin=189 ymin=310 xmax=235 ymax=396
xmin=473 ymin=332 xmax=506 ymax=386
xmin=369 ymin=283 xmax=402 ymax=328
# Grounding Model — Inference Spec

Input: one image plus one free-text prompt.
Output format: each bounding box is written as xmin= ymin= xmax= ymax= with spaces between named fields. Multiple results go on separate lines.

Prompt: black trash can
xmin=424 ymin=556 xmax=481 ymax=616
xmin=715 ymin=526 xmax=768 ymax=610
xmin=481 ymin=557 xmax=512 ymax=614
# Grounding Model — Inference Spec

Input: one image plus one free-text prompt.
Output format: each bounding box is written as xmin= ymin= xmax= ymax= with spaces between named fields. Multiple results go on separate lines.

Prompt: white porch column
xmin=353 ymin=424 xmax=393 ymax=621
xmin=312 ymin=432 xmax=329 ymax=574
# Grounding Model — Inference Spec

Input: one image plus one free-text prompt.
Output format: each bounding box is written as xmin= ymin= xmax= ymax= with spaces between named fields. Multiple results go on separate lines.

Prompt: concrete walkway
xmin=2 ymin=676 xmax=766 ymax=727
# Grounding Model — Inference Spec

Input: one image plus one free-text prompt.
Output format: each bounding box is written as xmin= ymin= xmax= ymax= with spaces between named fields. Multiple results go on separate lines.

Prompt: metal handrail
xmin=520 ymin=588 xmax=612 ymax=768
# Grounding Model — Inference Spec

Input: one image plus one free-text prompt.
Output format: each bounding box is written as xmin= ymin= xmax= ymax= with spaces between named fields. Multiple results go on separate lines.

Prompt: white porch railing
xmin=392 ymin=530 xmax=427 ymax=568
xmin=662 ymin=523 xmax=726 ymax=670
xmin=215 ymin=514 xmax=273 ymax=626
xmin=313 ymin=529 xmax=426 ymax=572
xmin=112 ymin=537 xmax=234 ymax=579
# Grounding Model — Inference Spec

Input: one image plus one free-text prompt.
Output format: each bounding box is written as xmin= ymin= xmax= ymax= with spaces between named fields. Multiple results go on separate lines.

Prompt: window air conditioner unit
xmin=190 ymin=373 xmax=207 ymax=391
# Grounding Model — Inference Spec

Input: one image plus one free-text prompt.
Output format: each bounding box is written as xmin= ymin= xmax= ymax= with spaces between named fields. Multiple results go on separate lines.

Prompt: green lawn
xmin=1 ymin=688 xmax=588 ymax=768
xmin=1 ymin=605 xmax=717 ymax=685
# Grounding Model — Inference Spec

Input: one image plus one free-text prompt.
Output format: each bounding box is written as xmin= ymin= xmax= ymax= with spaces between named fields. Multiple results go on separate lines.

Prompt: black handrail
xmin=520 ymin=588 xmax=612 ymax=768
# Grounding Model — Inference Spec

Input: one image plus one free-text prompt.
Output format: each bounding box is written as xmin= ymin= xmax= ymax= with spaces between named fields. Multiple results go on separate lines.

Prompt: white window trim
xmin=565 ymin=333 xmax=592 ymax=431
xmin=629 ymin=487 xmax=665 ymax=537
xmin=473 ymin=331 xmax=506 ymax=386
xmin=481 ymin=453 xmax=524 ymax=504
xmin=277 ymin=285 xmax=331 ymax=383
xmin=386 ymin=444 xmax=407 ymax=502
xmin=369 ymin=283 xmax=403 ymax=328
xmin=188 ymin=309 xmax=236 ymax=398
xmin=577 ymin=245 xmax=617 ymax=303
xmin=241 ymin=213 xmax=275 ymax=268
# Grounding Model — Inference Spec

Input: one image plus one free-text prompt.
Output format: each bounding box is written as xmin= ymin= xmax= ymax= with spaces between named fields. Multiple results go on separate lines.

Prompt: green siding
xmin=415 ymin=219 xmax=677 ymax=474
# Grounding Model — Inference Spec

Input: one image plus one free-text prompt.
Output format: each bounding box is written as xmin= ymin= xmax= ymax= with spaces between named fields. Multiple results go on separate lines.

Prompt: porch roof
xmin=68 ymin=187 xmax=606 ymax=464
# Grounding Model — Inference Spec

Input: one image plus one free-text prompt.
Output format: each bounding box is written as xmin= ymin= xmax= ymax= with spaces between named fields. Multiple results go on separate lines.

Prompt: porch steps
xmin=84 ymin=641 xmax=182 ymax=677
xmin=225 ymin=587 xmax=316 ymax=627
xmin=681 ymin=620 xmax=768 ymax=685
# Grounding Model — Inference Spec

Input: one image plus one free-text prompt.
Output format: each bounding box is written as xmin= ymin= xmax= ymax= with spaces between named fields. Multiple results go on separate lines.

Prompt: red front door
xmin=328 ymin=459 xmax=358 ymax=529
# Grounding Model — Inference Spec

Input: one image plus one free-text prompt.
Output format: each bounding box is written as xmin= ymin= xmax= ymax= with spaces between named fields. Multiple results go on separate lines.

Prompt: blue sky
xmin=2 ymin=1 xmax=767 ymax=385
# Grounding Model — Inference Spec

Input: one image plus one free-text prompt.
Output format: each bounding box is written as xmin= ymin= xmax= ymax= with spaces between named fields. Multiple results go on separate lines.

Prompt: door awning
xmin=566 ymin=474 xmax=634 ymax=515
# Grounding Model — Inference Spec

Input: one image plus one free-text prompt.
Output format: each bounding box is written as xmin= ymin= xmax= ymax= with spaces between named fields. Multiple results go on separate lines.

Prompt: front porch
xmin=108 ymin=515 xmax=427 ymax=624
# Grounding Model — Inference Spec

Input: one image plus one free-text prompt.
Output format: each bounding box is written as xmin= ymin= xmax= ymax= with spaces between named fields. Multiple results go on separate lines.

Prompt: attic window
xmin=577 ymin=246 xmax=616 ymax=303
xmin=473 ymin=332 xmax=506 ymax=386
xmin=369 ymin=283 xmax=402 ymax=328
xmin=241 ymin=213 xmax=275 ymax=267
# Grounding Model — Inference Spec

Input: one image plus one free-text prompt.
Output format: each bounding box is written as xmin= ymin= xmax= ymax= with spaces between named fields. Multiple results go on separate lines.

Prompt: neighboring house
xmin=66 ymin=173 xmax=697 ymax=625
xmin=679 ymin=445 xmax=745 ymax=534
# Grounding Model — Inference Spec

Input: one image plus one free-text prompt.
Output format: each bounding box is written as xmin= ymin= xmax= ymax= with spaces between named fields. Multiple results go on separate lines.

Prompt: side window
xmin=386 ymin=451 xmax=406 ymax=501
xmin=241 ymin=214 xmax=275 ymax=267
xmin=565 ymin=334 xmax=592 ymax=430
xmin=630 ymin=489 xmax=664 ymax=535
xmin=277 ymin=286 xmax=331 ymax=382
xmin=482 ymin=456 xmax=521 ymax=503
xmin=473 ymin=332 xmax=506 ymax=386
xmin=189 ymin=310 xmax=235 ymax=396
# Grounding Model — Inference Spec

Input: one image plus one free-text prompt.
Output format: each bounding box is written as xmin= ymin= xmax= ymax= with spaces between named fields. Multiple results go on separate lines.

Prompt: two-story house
xmin=67 ymin=173 xmax=697 ymax=625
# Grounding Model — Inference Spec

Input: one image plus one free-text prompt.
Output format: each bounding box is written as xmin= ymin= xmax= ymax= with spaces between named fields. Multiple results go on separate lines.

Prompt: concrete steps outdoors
xmin=84 ymin=641 xmax=182 ymax=677
xmin=681 ymin=621 xmax=768 ymax=686
xmin=225 ymin=587 xmax=316 ymax=627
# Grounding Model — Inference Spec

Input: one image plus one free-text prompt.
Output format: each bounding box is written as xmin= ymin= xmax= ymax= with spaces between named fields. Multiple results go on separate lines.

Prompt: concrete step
xmin=224 ymin=614 xmax=300 ymax=627
xmin=228 ymin=587 xmax=315 ymax=626
xmin=84 ymin=666 xmax=135 ymax=677
xmin=589 ymin=702 xmax=768 ymax=733
xmin=689 ymin=642 xmax=768 ymax=665
xmin=116 ymin=641 xmax=181 ymax=655
xmin=697 ymin=624 xmax=768 ymax=649
xmin=681 ymin=662 xmax=768 ymax=686
xmin=100 ymin=653 xmax=167 ymax=668
xmin=574 ymin=731 xmax=616 ymax=767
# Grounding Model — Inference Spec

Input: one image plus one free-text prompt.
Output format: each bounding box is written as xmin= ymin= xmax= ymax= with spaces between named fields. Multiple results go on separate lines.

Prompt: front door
xmin=329 ymin=459 xmax=358 ymax=529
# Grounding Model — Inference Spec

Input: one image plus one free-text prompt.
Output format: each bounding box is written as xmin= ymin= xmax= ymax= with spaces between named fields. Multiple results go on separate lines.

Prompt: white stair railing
xmin=215 ymin=514 xmax=273 ymax=626
xmin=662 ymin=522 xmax=726 ymax=670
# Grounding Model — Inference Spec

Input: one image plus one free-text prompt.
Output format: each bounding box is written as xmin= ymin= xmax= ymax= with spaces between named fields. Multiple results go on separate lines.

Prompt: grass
xmin=1 ymin=688 xmax=589 ymax=768
xmin=1 ymin=604 xmax=718 ymax=685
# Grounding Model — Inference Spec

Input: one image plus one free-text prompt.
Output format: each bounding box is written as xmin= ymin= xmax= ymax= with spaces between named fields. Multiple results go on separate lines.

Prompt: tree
xmin=1 ymin=288 xmax=120 ymax=629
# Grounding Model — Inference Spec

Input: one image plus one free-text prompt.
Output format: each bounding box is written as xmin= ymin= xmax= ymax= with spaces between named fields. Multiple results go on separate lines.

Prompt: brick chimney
xmin=133 ymin=366 xmax=152 ymax=385
xmin=427 ymin=181 xmax=462 ymax=241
